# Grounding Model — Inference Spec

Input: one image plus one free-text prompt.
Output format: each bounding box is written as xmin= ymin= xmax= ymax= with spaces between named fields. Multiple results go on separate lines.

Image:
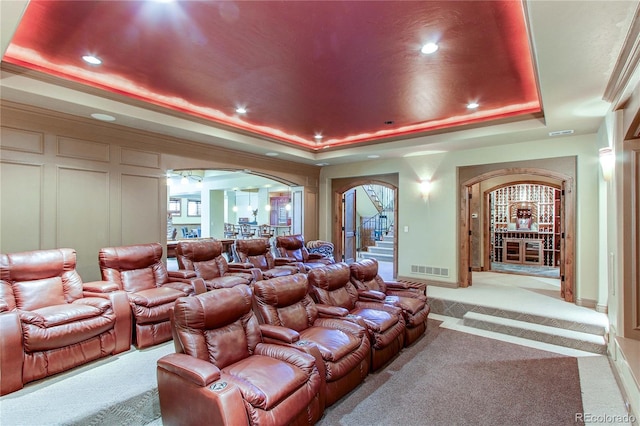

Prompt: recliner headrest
xmin=173 ymin=284 xmax=253 ymax=330
xmin=350 ymin=259 xmax=378 ymax=282
xmin=308 ymin=263 xmax=350 ymax=291
xmin=99 ymin=243 xmax=163 ymax=271
xmin=253 ymin=274 xmax=308 ymax=307
xmin=176 ymin=239 xmax=223 ymax=261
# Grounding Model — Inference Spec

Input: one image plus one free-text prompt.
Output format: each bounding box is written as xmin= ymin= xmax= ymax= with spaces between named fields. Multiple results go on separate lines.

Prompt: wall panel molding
xmin=120 ymin=173 xmax=162 ymax=246
xmin=0 ymin=160 xmax=44 ymax=252
xmin=56 ymin=166 xmax=110 ymax=280
xmin=57 ymin=136 xmax=110 ymax=162
xmin=1 ymin=126 xmax=44 ymax=154
xmin=120 ymin=147 xmax=160 ymax=169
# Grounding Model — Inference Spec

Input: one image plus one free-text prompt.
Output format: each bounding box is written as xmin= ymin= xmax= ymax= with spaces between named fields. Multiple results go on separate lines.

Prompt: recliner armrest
xmin=259 ymin=324 xmax=300 ymax=343
xmin=356 ymin=300 xmax=403 ymax=316
xmin=168 ymin=270 xmax=197 ymax=279
xmin=83 ymin=280 xmax=120 ymax=293
xmin=314 ymin=317 xmax=367 ymax=338
xmin=385 ymin=280 xmax=427 ymax=295
xmin=315 ymin=304 xmax=349 ymax=318
xmin=274 ymin=257 xmax=297 ymax=266
xmin=0 ymin=311 xmax=24 ymax=395
xmin=255 ymin=343 xmax=317 ymax=372
xmin=227 ymin=262 xmax=254 ymax=270
xmin=357 ymin=289 xmax=386 ymax=302
xmin=157 ymin=353 xmax=221 ymax=387
xmin=164 ymin=277 xmax=207 ymax=295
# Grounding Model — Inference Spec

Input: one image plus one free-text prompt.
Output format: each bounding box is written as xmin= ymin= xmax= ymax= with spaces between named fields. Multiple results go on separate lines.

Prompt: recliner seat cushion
xmin=350 ymin=307 xmax=398 ymax=333
xmin=128 ymin=287 xmax=186 ymax=308
xmin=298 ymin=327 xmax=361 ymax=362
xmin=222 ymin=354 xmax=309 ymax=410
xmin=205 ymin=275 xmax=248 ymax=289
xmin=21 ymin=305 xmax=115 ymax=351
xmin=262 ymin=267 xmax=296 ymax=279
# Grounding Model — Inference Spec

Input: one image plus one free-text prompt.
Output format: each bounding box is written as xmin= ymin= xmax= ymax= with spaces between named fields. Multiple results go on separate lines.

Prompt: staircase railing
xmin=358 ymin=213 xmax=394 ymax=250
xmin=357 ymin=184 xmax=395 ymax=252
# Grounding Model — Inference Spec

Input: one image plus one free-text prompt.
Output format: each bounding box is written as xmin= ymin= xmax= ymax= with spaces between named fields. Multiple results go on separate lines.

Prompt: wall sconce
xmin=599 ymin=147 xmax=613 ymax=182
xmin=265 ymin=204 xmax=271 ymax=211
xmin=419 ymin=179 xmax=431 ymax=198
xmin=232 ymin=206 xmax=238 ymax=212
xmin=285 ymin=203 xmax=291 ymax=211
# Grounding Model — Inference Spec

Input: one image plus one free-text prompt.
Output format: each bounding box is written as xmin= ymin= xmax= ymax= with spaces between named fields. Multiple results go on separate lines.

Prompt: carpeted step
xmin=368 ymin=245 xmax=393 ymax=255
xmin=361 ymin=250 xmax=394 ymax=262
xmin=462 ymin=312 xmax=607 ymax=354
xmin=376 ymin=240 xmax=394 ymax=249
xmin=429 ymin=297 xmax=607 ymax=337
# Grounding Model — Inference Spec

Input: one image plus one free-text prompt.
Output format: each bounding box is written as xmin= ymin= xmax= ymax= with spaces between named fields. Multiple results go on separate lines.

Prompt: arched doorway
xmin=332 ymin=174 xmax=399 ymax=278
xmin=459 ymin=165 xmax=575 ymax=302
xmin=483 ymin=181 xmax=562 ymax=278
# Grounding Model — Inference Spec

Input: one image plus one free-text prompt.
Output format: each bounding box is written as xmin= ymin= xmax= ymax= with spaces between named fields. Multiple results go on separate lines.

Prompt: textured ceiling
xmin=3 ymin=0 xmax=541 ymax=151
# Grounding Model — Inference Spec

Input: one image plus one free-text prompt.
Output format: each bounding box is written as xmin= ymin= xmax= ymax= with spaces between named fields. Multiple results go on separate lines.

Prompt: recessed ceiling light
xmin=314 ymin=134 xmax=323 ymax=140
xmin=235 ymin=107 xmax=247 ymax=114
xmin=315 ymin=162 xmax=330 ymax=166
xmin=384 ymin=120 xmax=394 ymax=125
xmin=421 ymin=43 xmax=439 ymax=54
xmin=367 ymin=154 xmax=380 ymax=159
xmin=467 ymin=102 xmax=479 ymax=109
xmin=82 ymin=55 xmax=102 ymax=65
xmin=91 ymin=113 xmax=116 ymax=122
xmin=265 ymin=152 xmax=279 ymax=157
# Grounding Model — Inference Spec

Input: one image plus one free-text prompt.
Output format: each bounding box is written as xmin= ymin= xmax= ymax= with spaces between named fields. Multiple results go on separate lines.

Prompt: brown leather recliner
xmin=0 ymin=248 xmax=131 ymax=395
xmin=253 ymin=273 xmax=371 ymax=407
xmin=175 ymin=239 xmax=258 ymax=287
xmin=99 ymin=242 xmax=206 ymax=348
xmin=275 ymin=234 xmax=334 ymax=272
xmin=157 ymin=285 xmax=323 ymax=426
xmin=308 ymin=262 xmax=406 ymax=372
xmin=233 ymin=238 xmax=300 ymax=279
xmin=350 ymin=258 xmax=430 ymax=347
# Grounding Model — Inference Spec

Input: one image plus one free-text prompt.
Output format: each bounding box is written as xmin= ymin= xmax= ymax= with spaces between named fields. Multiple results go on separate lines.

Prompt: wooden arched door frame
xmin=332 ymin=175 xmax=398 ymax=278
xmin=459 ymin=168 xmax=575 ymax=302
xmin=482 ymin=180 xmax=562 ymax=272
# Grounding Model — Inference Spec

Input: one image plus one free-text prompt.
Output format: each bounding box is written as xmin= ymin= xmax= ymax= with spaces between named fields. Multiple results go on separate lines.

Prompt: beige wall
xmin=0 ymin=102 xmax=320 ymax=281
xmin=319 ymin=134 xmax=601 ymax=302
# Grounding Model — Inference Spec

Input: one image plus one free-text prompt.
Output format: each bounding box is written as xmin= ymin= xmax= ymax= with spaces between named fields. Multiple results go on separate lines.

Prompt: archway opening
xmin=459 ymin=163 xmax=575 ymax=303
xmin=332 ymin=174 xmax=398 ymax=280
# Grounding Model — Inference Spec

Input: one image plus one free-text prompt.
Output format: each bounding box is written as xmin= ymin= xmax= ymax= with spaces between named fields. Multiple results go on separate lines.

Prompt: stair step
xmin=360 ymin=251 xmax=394 ymax=262
xmin=367 ymin=246 xmax=393 ymax=254
xmin=462 ymin=312 xmax=607 ymax=354
xmin=428 ymin=297 xmax=607 ymax=336
xmin=376 ymin=240 xmax=394 ymax=248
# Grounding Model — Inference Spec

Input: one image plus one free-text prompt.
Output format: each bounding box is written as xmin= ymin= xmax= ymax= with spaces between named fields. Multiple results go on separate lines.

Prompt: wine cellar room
xmin=471 ymin=178 xmax=562 ymax=279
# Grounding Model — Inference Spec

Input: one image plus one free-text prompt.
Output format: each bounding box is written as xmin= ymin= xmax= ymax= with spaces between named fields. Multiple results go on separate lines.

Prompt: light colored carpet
xmin=0 ymin=343 xmax=174 ymax=425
